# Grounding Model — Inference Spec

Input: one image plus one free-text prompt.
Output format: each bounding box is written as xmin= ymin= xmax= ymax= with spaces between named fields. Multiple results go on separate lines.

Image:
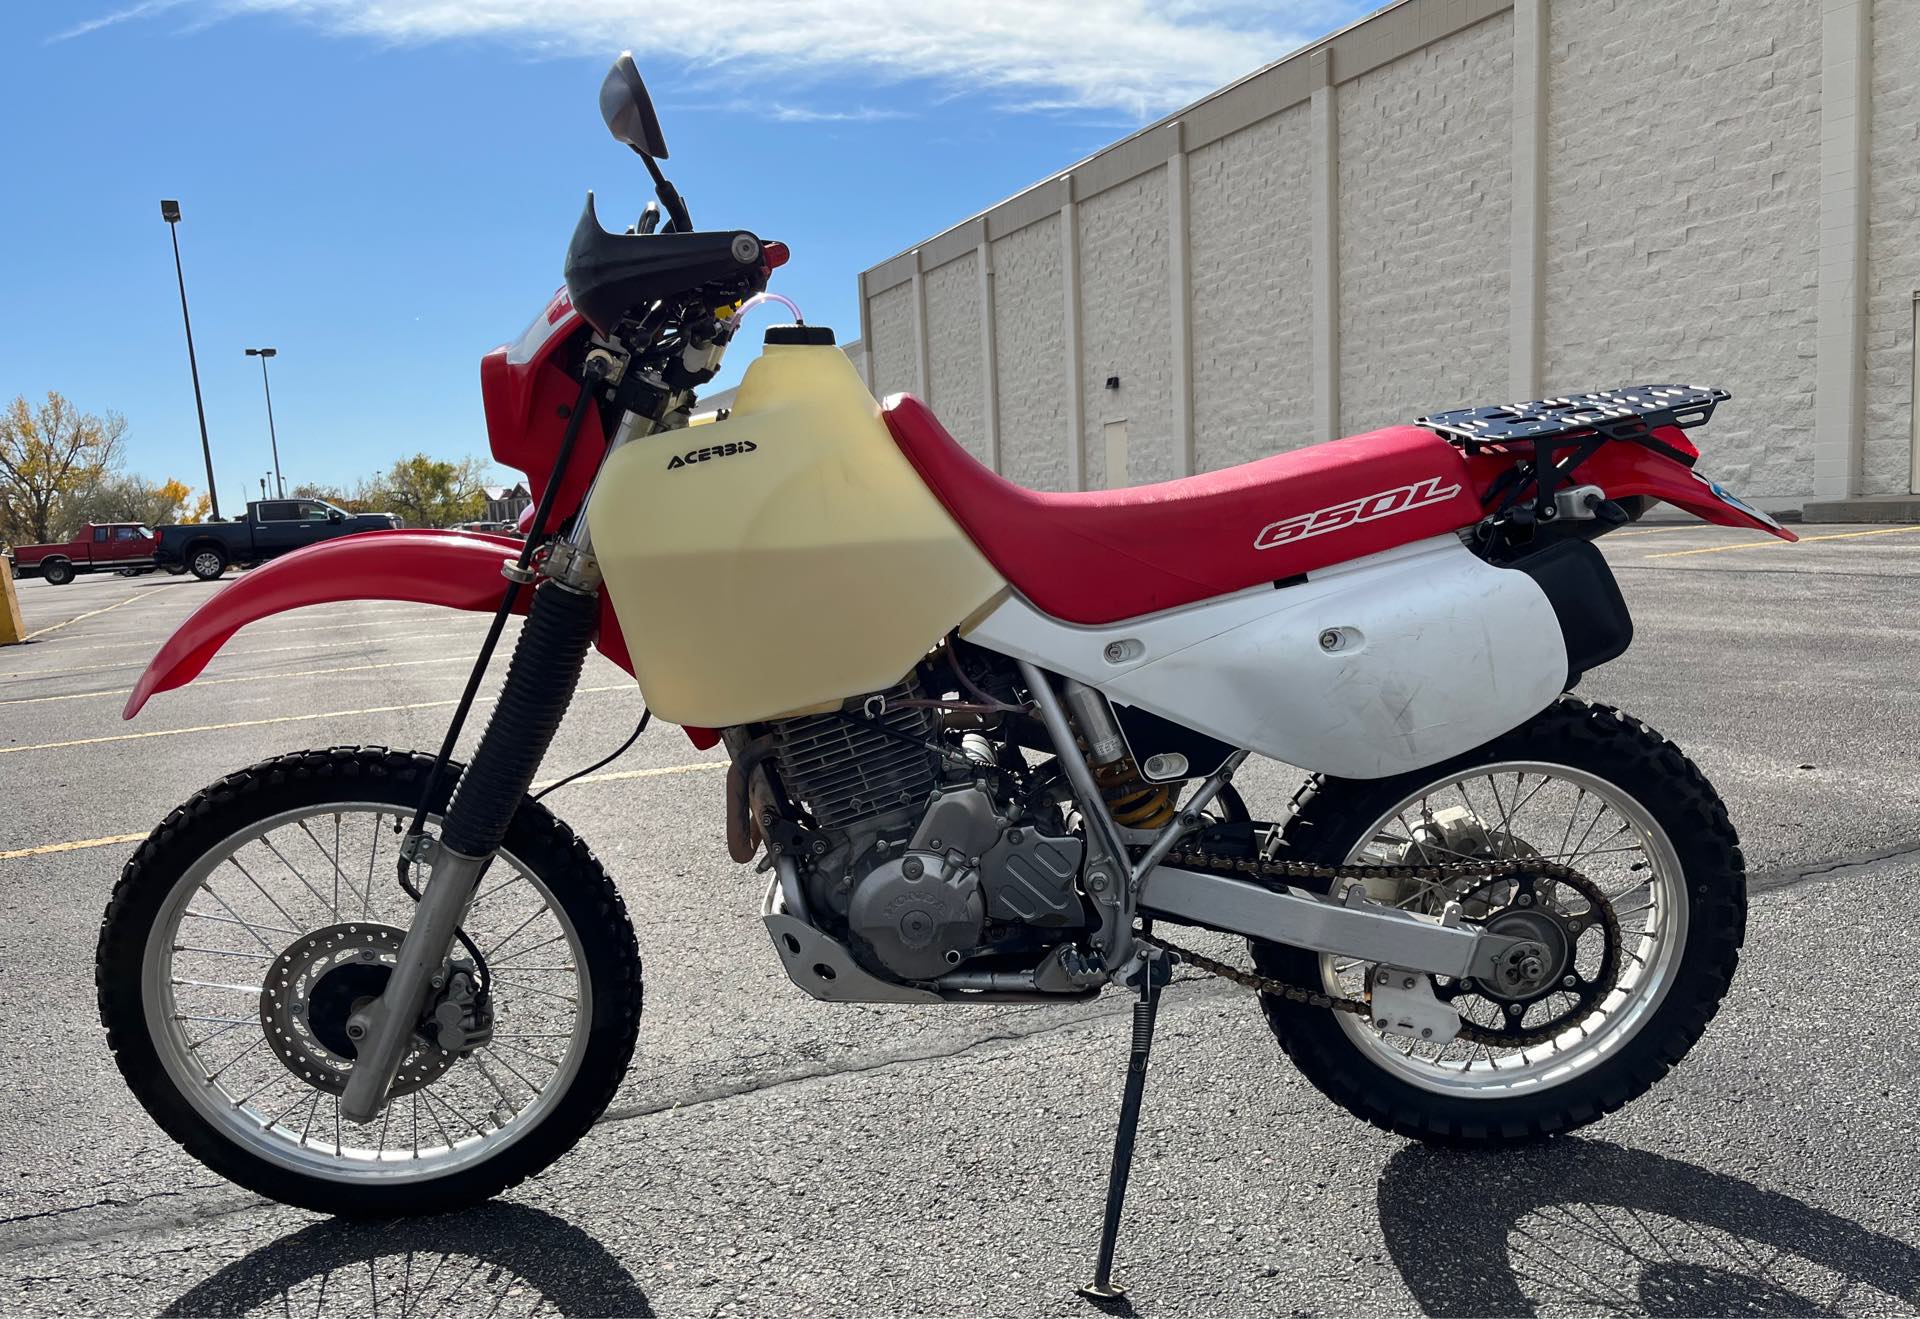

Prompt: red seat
xmin=881 ymin=395 xmax=1486 ymax=625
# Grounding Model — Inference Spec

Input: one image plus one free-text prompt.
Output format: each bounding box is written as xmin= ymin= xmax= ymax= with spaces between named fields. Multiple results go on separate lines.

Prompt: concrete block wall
xmin=860 ymin=0 xmax=1912 ymax=505
xmin=1079 ymin=167 xmax=1175 ymax=485
xmin=991 ymin=215 xmax=1070 ymax=490
xmin=923 ymin=251 xmax=987 ymax=461
xmin=1866 ymin=0 xmax=1920 ymax=495
xmin=1338 ymin=12 xmax=1513 ymax=434
xmin=1545 ymin=0 xmax=1821 ymax=501
xmin=1188 ymin=103 xmax=1315 ymax=470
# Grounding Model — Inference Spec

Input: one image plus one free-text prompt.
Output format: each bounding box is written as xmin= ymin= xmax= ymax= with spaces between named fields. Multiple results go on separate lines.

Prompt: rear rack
xmin=1417 ymin=385 xmax=1728 ymax=453
xmin=1415 ymin=385 xmax=1729 ymax=535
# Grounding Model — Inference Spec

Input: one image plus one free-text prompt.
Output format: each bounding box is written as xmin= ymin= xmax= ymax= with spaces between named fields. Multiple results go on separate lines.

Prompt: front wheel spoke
xmin=261 ymin=835 xmax=342 ymax=924
xmin=423 ymin=1085 xmax=488 ymax=1140
xmin=419 ymin=1089 xmax=456 ymax=1150
xmin=188 ymin=891 xmax=290 ymax=951
xmin=175 ymin=1013 xmax=257 ymax=1026
xmin=488 ymin=975 xmax=578 ymax=1005
xmin=483 ymin=903 xmax=552 ymax=962
xmin=208 ymin=1029 xmax=268 ymax=1082
xmin=298 ymin=819 xmax=367 ymax=917
xmin=172 ymin=945 xmax=275 ymax=962
xmin=296 ymin=1089 xmax=324 ymax=1143
xmin=482 ymin=1044 xmax=543 ymax=1094
xmin=488 ymin=932 xmax=568 ymax=968
xmin=172 ymin=977 xmax=262 ymax=995
xmin=471 ymin=1053 xmax=521 ymax=1115
xmin=489 ymin=1038 xmax=561 ymax=1070
xmin=225 ymin=856 xmax=308 ymax=940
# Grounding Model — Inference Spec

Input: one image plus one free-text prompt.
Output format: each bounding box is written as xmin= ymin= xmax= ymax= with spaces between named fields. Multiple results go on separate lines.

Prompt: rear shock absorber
xmin=1062 ymin=680 xmax=1176 ymax=830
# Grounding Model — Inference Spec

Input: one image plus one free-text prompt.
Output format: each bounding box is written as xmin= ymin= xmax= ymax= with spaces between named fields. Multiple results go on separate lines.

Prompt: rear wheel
xmin=188 ymin=545 xmax=227 ymax=580
xmin=41 ymin=558 xmax=74 ymax=586
xmin=1253 ymin=697 xmax=1746 ymax=1145
xmin=96 ymin=747 xmax=643 ymax=1216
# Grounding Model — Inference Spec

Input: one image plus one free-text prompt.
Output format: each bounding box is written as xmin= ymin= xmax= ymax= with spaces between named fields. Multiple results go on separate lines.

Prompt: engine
xmin=765 ymin=676 xmax=1087 ymax=984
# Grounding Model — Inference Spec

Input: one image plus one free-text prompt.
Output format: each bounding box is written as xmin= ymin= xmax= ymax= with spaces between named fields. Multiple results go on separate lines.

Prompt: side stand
xmin=1078 ymin=949 xmax=1171 ymax=1304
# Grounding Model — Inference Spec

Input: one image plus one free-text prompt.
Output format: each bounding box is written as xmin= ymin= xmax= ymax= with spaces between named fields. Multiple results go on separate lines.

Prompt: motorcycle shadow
xmin=159 ymin=1201 xmax=652 ymax=1318
xmin=1377 ymin=1138 xmax=1919 ymax=1316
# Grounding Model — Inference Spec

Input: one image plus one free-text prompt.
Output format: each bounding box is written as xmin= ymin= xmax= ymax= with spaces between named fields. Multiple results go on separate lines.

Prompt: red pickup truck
xmin=6 ymin=522 xmax=160 ymax=585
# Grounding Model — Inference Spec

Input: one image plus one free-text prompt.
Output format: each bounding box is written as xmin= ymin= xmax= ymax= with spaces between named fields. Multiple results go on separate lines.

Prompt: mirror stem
xmin=635 ymin=148 xmax=692 ymax=233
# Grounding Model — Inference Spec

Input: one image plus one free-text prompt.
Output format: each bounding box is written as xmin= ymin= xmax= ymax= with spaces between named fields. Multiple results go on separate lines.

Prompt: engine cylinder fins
xmin=767 ymin=677 xmax=937 ymax=831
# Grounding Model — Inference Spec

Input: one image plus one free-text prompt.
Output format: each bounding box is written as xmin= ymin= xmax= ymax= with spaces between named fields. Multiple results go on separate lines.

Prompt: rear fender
xmin=1465 ymin=426 xmax=1797 ymax=540
xmin=123 ymin=530 xmax=720 ymax=747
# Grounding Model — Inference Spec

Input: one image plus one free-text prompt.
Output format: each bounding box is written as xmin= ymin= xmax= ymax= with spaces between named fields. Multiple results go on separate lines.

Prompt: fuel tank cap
xmin=764 ymin=324 xmax=835 ymax=346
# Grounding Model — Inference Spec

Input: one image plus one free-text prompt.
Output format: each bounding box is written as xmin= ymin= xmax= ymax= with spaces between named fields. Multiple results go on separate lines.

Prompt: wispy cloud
xmin=47 ymin=0 xmax=1345 ymax=118
xmin=767 ymin=105 xmax=912 ymax=124
xmin=47 ymin=0 xmax=192 ymax=43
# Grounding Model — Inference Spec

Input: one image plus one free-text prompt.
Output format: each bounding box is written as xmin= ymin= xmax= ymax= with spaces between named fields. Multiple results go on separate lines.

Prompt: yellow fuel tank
xmin=588 ymin=343 xmax=1007 ymax=727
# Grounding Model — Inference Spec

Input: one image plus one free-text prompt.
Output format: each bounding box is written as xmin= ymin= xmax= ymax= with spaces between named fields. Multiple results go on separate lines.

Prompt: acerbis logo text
xmin=666 ymin=440 xmax=758 ymax=471
xmin=1254 ymin=476 xmax=1461 ymax=550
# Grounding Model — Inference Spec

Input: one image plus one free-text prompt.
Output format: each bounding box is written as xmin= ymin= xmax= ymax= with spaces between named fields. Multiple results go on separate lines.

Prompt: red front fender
xmin=124 ymin=530 xmax=721 ymax=749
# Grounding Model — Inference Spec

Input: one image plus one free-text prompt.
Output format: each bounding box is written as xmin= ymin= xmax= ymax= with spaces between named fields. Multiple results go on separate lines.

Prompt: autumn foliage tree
xmin=0 ymin=391 xmax=127 ymax=545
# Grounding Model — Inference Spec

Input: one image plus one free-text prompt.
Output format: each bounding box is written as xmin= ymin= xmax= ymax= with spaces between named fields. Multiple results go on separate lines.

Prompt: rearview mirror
xmin=600 ymin=53 xmax=669 ymax=159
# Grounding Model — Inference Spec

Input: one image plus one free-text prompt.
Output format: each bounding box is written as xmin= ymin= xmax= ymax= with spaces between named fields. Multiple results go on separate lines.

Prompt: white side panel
xmin=964 ymin=536 xmax=1568 ymax=779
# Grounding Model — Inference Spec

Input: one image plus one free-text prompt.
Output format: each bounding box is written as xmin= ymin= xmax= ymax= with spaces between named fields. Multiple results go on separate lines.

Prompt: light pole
xmin=245 ymin=347 xmax=283 ymax=497
xmin=160 ymin=200 xmax=221 ymax=521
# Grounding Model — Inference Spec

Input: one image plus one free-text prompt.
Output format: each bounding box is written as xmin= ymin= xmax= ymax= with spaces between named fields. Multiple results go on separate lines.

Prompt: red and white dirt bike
xmin=96 ymin=54 xmax=1795 ymax=1299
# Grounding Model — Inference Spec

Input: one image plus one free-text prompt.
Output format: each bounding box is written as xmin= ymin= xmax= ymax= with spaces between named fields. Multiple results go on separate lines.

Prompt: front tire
xmin=1253 ymin=697 xmax=1745 ymax=1145
xmin=97 ymin=747 xmax=643 ymax=1216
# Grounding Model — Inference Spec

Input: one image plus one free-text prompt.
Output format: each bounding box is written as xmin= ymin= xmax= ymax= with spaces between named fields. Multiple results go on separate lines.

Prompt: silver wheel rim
xmin=193 ymin=552 xmax=221 ymax=576
xmin=1322 ymin=761 xmax=1688 ymax=1096
xmin=141 ymin=803 xmax=593 ymax=1183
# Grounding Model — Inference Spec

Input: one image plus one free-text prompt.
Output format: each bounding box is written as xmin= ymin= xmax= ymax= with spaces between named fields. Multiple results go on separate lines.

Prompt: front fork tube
xmin=339 ymin=576 xmax=603 ymax=1124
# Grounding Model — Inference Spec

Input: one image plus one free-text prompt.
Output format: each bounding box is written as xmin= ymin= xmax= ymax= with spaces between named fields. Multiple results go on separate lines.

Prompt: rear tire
xmin=1252 ymin=697 xmax=1746 ymax=1146
xmin=41 ymin=558 xmax=74 ymax=586
xmin=188 ymin=545 xmax=227 ymax=580
xmin=97 ymin=747 xmax=643 ymax=1216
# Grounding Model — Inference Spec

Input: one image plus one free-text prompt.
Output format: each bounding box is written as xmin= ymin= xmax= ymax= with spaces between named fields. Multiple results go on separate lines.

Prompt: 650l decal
xmin=1254 ymin=475 xmax=1461 ymax=550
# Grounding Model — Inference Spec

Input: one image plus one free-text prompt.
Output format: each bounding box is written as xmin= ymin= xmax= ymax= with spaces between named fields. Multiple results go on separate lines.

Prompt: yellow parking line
xmin=534 ymin=760 xmax=727 ymax=792
xmin=0 ymin=759 xmax=723 ymax=863
xmin=1610 ymin=523 xmax=1720 ymax=539
xmin=1647 ymin=524 xmax=1920 ymax=559
xmin=0 ymin=655 xmax=472 ymax=707
xmin=0 ymin=683 xmax=633 ymax=756
xmin=0 ymin=833 xmax=149 ymax=862
xmin=20 ymin=591 xmax=146 ymax=640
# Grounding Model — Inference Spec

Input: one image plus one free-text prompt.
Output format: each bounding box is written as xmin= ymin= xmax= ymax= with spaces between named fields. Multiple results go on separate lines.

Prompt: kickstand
xmin=1078 ymin=947 xmax=1171 ymax=1304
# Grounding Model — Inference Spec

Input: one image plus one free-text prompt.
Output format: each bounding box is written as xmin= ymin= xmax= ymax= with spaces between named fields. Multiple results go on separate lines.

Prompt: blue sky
xmin=1 ymin=0 xmax=1365 ymax=503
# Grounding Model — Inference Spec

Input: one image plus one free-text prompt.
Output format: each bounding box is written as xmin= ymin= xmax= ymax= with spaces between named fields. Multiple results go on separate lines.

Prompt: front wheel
xmin=96 ymin=747 xmax=643 ymax=1216
xmin=1253 ymin=697 xmax=1746 ymax=1145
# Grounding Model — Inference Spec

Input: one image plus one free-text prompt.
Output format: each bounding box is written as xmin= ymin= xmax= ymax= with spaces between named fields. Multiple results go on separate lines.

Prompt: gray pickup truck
xmin=154 ymin=498 xmax=402 ymax=580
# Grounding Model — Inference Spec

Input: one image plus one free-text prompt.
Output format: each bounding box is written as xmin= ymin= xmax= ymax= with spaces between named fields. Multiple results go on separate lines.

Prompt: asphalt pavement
xmin=0 ymin=522 xmax=1916 ymax=1317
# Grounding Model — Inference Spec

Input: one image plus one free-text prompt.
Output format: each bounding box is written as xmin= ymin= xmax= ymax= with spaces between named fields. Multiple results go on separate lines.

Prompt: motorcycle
xmin=96 ymin=53 xmax=1794 ymax=1299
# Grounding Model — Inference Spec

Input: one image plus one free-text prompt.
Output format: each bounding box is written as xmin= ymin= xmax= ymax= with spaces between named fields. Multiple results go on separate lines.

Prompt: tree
xmin=0 ymin=392 xmax=127 ymax=546
xmin=58 ymin=474 xmax=194 ymax=534
xmin=370 ymin=454 xmax=490 ymax=529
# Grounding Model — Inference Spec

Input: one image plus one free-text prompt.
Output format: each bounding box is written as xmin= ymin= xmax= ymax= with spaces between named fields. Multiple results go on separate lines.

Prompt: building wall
xmin=924 ymin=251 xmax=987 ymax=461
xmin=860 ymin=0 xmax=1911 ymax=506
xmin=1188 ymin=102 xmax=1315 ymax=469
xmin=1866 ymin=0 xmax=1920 ymax=495
xmin=865 ymin=283 xmax=917 ymax=403
xmin=1544 ymin=0 xmax=1821 ymax=500
xmin=1078 ymin=167 xmax=1175 ymax=485
xmin=991 ymin=215 xmax=1070 ymax=490
xmin=1338 ymin=12 xmax=1512 ymax=434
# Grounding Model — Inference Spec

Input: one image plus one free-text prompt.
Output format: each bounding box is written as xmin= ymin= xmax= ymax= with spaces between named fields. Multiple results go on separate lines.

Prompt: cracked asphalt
xmin=0 ymin=521 xmax=1916 ymax=1317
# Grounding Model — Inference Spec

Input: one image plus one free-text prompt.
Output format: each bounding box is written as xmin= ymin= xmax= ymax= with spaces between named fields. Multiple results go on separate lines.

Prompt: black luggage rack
xmin=1415 ymin=385 xmax=1728 ymax=529
xmin=1417 ymin=385 xmax=1727 ymax=453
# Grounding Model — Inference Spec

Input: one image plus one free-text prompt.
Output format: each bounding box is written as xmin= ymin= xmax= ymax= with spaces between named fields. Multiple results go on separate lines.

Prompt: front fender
xmin=124 ymin=529 xmax=647 ymax=722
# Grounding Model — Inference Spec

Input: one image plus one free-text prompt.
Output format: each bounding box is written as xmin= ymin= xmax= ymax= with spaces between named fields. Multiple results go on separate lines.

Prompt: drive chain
xmin=1147 ymin=848 xmax=1622 ymax=1047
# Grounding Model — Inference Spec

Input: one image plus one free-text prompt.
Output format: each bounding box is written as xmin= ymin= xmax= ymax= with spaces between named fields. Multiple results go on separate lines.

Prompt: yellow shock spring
xmin=1094 ymin=756 xmax=1177 ymax=829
